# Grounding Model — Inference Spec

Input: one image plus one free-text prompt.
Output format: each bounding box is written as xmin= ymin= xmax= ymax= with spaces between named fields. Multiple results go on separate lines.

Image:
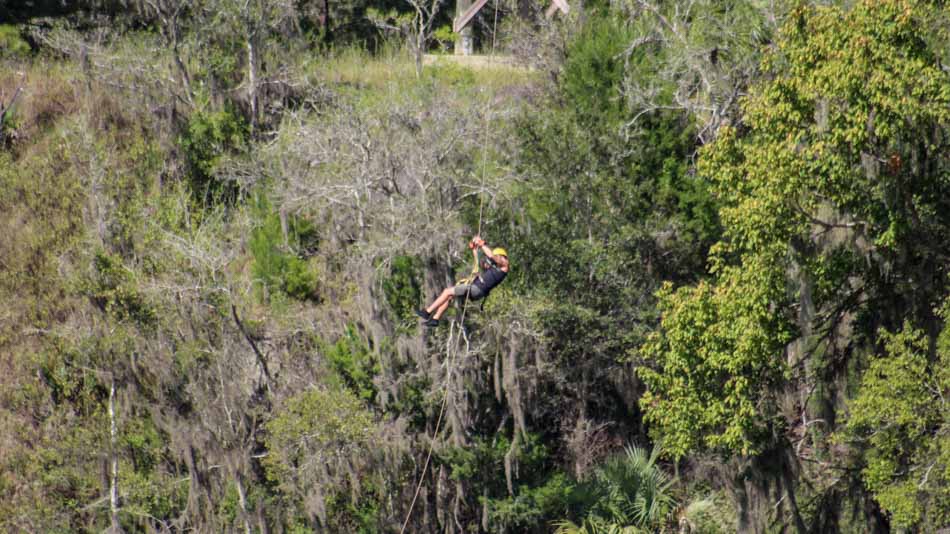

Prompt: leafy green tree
xmin=323 ymin=324 xmax=379 ymax=402
xmin=263 ymin=386 xmax=376 ymax=527
xmin=640 ymin=270 xmax=793 ymax=459
xmin=641 ymin=0 xmax=950 ymax=529
xmin=845 ymin=317 xmax=950 ymax=529
xmin=494 ymin=8 xmax=718 ymax=456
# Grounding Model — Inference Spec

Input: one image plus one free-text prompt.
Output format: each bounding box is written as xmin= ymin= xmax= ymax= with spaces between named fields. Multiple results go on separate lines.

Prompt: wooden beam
xmin=454 ymin=0 xmax=490 ymax=33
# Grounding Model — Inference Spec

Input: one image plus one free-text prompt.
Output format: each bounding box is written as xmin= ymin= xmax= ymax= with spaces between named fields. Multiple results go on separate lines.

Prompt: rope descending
xmin=399 ymin=28 xmax=499 ymax=531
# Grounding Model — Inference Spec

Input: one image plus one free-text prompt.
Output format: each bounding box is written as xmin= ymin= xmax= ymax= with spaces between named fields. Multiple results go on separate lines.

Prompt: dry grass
xmin=0 ymin=62 xmax=81 ymax=149
xmin=0 ymin=59 xmax=152 ymax=165
xmin=422 ymin=53 xmax=527 ymax=70
xmin=307 ymin=46 xmax=418 ymax=90
xmin=305 ymin=46 xmax=538 ymax=96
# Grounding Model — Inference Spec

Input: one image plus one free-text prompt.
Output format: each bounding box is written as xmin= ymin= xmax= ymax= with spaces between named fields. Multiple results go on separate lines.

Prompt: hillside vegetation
xmin=2 ymin=1 xmax=950 ymax=532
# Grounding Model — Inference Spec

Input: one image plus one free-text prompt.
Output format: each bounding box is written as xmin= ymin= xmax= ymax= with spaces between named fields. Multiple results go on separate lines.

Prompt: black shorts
xmin=453 ymin=284 xmax=485 ymax=301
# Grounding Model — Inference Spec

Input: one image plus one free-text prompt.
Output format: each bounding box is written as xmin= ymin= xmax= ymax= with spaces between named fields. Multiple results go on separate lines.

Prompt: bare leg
xmin=432 ymin=298 xmax=452 ymax=320
xmin=426 ymin=287 xmax=455 ymax=315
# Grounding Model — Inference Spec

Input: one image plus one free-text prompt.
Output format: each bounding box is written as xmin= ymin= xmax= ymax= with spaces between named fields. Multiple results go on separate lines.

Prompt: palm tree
xmin=554 ymin=444 xmax=675 ymax=533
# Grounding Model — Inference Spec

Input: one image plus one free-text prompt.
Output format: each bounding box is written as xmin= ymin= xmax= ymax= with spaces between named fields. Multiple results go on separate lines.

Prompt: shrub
xmin=80 ymin=249 xmax=157 ymax=327
xmin=0 ymin=25 xmax=30 ymax=59
xmin=249 ymin=194 xmax=319 ymax=302
xmin=381 ymin=255 xmax=422 ymax=328
xmin=555 ymin=444 xmax=675 ymax=532
xmin=323 ymin=325 xmax=378 ymax=403
xmin=178 ymin=104 xmax=247 ymax=204
xmin=681 ymin=492 xmax=736 ymax=534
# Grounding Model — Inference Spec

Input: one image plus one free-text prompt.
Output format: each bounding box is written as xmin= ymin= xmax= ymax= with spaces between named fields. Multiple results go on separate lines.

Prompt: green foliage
xmin=640 ymin=263 xmax=794 ymax=458
xmin=250 ymin=193 xmax=320 ymax=302
xmin=178 ymin=103 xmax=247 ymax=203
xmin=491 ymin=472 xmax=576 ymax=533
xmin=18 ymin=329 xmax=145 ymax=531
xmin=641 ymin=0 xmax=950 ymax=466
xmin=22 ymin=407 xmax=107 ymax=530
xmin=844 ymin=318 xmax=950 ymax=529
xmin=0 ymin=25 xmax=30 ymax=59
xmin=495 ymin=9 xmax=720 ymax=451
xmin=264 ymin=386 xmax=378 ymax=529
xmin=324 ymin=475 xmax=384 ymax=533
xmin=381 ymin=255 xmax=422 ymax=328
xmin=560 ymin=15 xmax=634 ymax=126
xmin=681 ymin=492 xmax=736 ymax=534
xmin=115 ymin=414 xmax=189 ymax=527
xmin=432 ymin=24 xmax=457 ymax=51
xmin=218 ymin=480 xmax=243 ymax=524
xmin=79 ymin=249 xmax=157 ymax=327
xmin=508 ymin=8 xmax=718 ymax=298
xmin=121 ymin=415 xmax=164 ymax=473
xmin=441 ymin=435 xmax=511 ymax=484
xmin=556 ymin=444 xmax=675 ymax=533
xmin=384 ymin=363 xmax=431 ymax=428
xmin=365 ymin=8 xmax=413 ymax=35
xmin=715 ymin=0 xmax=950 ymax=257
xmin=323 ymin=325 xmax=379 ymax=403
xmin=263 ymin=386 xmax=375 ymax=485
xmin=119 ymin=463 xmax=187 ymax=525
xmin=193 ymin=40 xmax=242 ymax=92
xmin=438 ymin=433 xmax=577 ymax=532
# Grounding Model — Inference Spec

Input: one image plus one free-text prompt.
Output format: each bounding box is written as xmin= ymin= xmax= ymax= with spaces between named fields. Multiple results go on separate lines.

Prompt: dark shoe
xmin=423 ymin=319 xmax=439 ymax=327
xmin=416 ymin=308 xmax=431 ymax=320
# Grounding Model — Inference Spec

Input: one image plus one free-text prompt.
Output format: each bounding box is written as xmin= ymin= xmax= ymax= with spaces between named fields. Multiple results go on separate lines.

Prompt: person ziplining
xmin=416 ymin=235 xmax=509 ymax=327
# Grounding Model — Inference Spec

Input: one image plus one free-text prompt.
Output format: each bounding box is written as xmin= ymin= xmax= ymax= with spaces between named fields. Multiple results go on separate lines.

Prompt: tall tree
xmin=641 ymin=1 xmax=950 ymax=530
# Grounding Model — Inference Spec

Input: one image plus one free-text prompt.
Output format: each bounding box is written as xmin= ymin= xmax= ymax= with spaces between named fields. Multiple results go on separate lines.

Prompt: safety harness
xmin=455 ymin=256 xmax=502 ymax=312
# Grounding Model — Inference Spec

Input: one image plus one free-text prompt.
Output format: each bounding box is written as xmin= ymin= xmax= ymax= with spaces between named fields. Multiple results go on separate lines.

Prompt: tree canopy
xmin=3 ymin=0 xmax=950 ymax=532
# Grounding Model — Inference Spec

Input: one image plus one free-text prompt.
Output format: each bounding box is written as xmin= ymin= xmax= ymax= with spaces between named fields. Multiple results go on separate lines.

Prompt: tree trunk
xmin=321 ymin=0 xmax=331 ymax=39
xmin=780 ymin=452 xmax=808 ymax=534
xmin=414 ymin=28 xmax=425 ymax=79
xmin=235 ymin=472 xmax=253 ymax=534
xmin=246 ymin=26 xmax=259 ymax=133
xmin=109 ymin=376 xmax=122 ymax=533
xmin=731 ymin=445 xmax=807 ymax=534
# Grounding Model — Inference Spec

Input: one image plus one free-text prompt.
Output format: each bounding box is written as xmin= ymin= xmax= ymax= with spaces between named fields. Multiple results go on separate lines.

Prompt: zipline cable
xmin=399 ymin=11 xmax=501 ymax=531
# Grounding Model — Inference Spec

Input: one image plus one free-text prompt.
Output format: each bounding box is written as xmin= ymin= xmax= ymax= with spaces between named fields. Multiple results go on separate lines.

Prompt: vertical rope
xmin=476 ymin=116 xmax=489 ymax=237
xmin=400 ymin=297 xmax=472 ymax=534
xmin=400 ymin=8 xmax=501 ymax=531
xmin=479 ymin=0 xmax=500 ymax=235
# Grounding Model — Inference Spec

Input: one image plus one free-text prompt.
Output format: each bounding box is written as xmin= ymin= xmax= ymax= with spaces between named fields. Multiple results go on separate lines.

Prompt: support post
xmin=454 ymin=0 xmax=475 ymax=55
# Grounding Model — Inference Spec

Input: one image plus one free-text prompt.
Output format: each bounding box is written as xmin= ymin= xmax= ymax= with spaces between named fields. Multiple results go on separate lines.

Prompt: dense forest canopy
xmin=2 ymin=0 xmax=950 ymax=532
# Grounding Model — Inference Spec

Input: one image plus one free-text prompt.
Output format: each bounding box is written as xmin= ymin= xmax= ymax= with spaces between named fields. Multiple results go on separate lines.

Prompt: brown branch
xmin=231 ymin=303 xmax=272 ymax=388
